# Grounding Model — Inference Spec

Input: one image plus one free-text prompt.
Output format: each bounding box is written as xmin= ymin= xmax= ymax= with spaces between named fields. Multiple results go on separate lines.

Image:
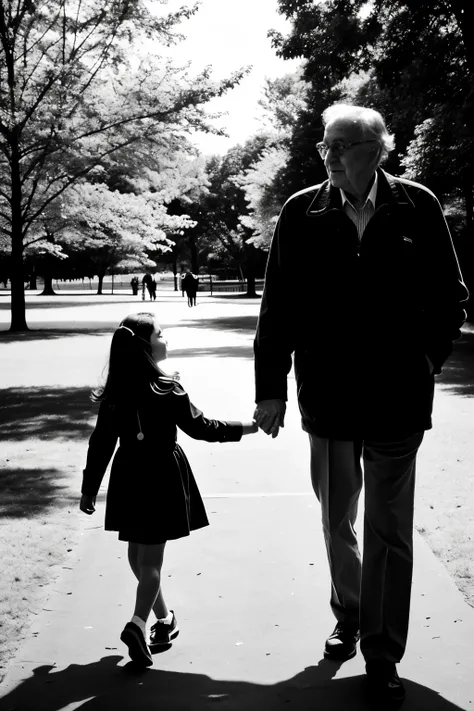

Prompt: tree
xmin=271 ymin=0 xmax=474 ymax=203
xmin=59 ymin=181 xmax=194 ymax=293
xmin=238 ymin=71 xmax=309 ymax=249
xmin=194 ymin=136 xmax=271 ymax=296
xmin=0 ymin=0 xmax=247 ymax=330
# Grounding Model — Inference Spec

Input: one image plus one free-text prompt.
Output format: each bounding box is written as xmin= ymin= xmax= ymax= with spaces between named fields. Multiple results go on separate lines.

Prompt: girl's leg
xmin=128 ymin=542 xmax=169 ymax=619
xmin=133 ymin=542 xmax=168 ymax=623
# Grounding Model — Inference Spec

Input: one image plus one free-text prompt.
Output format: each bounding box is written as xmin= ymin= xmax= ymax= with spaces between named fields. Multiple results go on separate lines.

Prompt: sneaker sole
xmin=120 ymin=628 xmax=153 ymax=667
xmin=323 ymin=646 xmax=357 ymax=661
xmin=150 ymin=627 xmax=180 ymax=649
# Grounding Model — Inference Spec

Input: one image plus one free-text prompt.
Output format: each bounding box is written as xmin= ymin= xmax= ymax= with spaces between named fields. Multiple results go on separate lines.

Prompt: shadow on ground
xmin=0 ymin=328 xmax=112 ymax=341
xmin=0 ymin=297 xmax=147 ymax=311
xmin=0 ymin=313 xmax=257 ymax=342
xmin=0 ymin=655 xmax=465 ymax=711
xmin=0 ymin=386 xmax=96 ymax=440
xmin=437 ymin=329 xmax=474 ymax=397
xmin=180 ymin=315 xmax=257 ymax=334
xmin=0 ymin=466 xmax=78 ymax=519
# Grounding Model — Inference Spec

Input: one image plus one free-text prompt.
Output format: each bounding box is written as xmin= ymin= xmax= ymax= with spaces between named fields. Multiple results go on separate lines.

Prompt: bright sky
xmin=163 ymin=0 xmax=300 ymax=155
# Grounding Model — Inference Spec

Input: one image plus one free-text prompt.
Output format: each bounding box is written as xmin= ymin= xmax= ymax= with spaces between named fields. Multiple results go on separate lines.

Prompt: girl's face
xmin=149 ymin=321 xmax=168 ymax=362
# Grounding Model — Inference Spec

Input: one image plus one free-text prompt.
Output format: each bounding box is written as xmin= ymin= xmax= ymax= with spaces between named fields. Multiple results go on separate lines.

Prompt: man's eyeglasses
xmin=316 ymin=139 xmax=379 ymax=159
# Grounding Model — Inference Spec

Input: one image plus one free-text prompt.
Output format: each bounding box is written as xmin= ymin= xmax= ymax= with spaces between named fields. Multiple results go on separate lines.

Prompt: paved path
xmin=0 ymin=293 xmax=473 ymax=710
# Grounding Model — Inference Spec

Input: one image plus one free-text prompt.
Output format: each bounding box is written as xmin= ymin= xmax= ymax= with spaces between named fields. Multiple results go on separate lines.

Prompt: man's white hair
xmin=322 ymin=103 xmax=396 ymax=164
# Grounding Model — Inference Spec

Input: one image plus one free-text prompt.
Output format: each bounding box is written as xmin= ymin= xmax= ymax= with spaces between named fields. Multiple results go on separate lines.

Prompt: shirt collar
xmin=340 ymin=171 xmax=378 ymax=210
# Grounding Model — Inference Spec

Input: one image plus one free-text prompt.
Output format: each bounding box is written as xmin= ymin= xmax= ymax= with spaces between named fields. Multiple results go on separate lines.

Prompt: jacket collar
xmin=306 ymin=168 xmax=415 ymax=216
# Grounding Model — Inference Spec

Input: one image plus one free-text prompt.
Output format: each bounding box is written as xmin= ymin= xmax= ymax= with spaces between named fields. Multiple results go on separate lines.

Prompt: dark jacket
xmin=254 ymin=169 xmax=469 ymax=440
xmin=82 ymin=384 xmax=243 ymax=533
xmin=183 ymin=273 xmax=198 ymax=296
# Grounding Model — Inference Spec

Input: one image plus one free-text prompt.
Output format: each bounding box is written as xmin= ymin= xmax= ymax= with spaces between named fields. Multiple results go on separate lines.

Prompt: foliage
xmin=0 ymin=0 xmax=247 ymax=328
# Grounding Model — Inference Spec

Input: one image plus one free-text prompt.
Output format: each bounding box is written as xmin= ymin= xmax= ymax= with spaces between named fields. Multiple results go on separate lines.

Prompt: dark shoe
xmin=324 ymin=622 xmax=360 ymax=661
xmin=120 ymin=622 xmax=153 ymax=667
xmin=366 ymin=660 xmax=406 ymax=707
xmin=149 ymin=611 xmax=179 ymax=649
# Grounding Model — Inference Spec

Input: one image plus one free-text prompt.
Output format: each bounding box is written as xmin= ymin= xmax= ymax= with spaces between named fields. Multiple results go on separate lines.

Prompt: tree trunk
xmin=10 ymin=135 xmax=28 ymax=331
xmin=189 ymin=234 xmax=199 ymax=274
xmin=97 ymin=274 xmax=104 ymax=295
xmin=10 ymin=241 xmax=27 ymax=331
xmin=245 ymin=272 xmax=257 ymax=298
xmin=40 ymin=274 xmax=56 ymax=296
xmin=29 ymin=273 xmax=37 ymax=290
xmin=243 ymin=242 xmax=258 ymax=298
xmin=173 ymin=254 xmax=178 ymax=291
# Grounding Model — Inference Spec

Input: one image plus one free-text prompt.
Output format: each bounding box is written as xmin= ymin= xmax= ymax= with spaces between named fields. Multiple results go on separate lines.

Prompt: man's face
xmin=323 ymin=118 xmax=379 ymax=199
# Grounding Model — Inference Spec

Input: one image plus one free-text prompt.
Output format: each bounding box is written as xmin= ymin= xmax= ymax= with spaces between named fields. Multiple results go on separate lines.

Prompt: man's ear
xmin=371 ymin=144 xmax=382 ymax=168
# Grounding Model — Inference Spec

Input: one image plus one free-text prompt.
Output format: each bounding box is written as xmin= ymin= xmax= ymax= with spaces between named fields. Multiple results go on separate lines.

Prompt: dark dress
xmin=82 ymin=383 xmax=243 ymax=543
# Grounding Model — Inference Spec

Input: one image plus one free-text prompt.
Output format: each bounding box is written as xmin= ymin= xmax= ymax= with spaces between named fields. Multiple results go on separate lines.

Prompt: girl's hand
xmin=242 ymin=420 xmax=259 ymax=435
xmin=80 ymin=494 xmax=96 ymax=515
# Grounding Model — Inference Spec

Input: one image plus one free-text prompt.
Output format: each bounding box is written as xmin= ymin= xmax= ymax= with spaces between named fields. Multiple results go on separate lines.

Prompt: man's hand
xmin=253 ymin=399 xmax=286 ymax=438
xmin=80 ymin=494 xmax=96 ymax=515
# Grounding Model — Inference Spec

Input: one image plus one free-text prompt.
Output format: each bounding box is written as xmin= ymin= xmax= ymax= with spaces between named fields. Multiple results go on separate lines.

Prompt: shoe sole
xmin=120 ymin=628 xmax=153 ymax=667
xmin=150 ymin=627 xmax=180 ymax=649
xmin=323 ymin=646 xmax=357 ymax=661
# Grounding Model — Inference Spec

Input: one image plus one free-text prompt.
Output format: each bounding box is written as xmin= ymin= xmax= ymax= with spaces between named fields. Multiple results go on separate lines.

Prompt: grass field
xmin=0 ymin=291 xmax=473 ymax=682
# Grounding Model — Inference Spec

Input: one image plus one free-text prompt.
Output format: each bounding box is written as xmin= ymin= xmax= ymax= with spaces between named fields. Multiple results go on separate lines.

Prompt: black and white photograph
xmin=0 ymin=1 xmax=473 ymax=709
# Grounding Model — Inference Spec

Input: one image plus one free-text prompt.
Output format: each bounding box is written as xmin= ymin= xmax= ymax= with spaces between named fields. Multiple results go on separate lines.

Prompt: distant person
xmin=183 ymin=271 xmax=198 ymax=307
xmin=180 ymin=271 xmax=185 ymax=297
xmin=149 ymin=273 xmax=158 ymax=301
xmin=80 ymin=312 xmax=258 ymax=667
xmin=141 ymin=272 xmax=153 ymax=301
xmin=130 ymin=276 xmax=139 ymax=296
xmin=253 ymin=102 xmax=468 ymax=706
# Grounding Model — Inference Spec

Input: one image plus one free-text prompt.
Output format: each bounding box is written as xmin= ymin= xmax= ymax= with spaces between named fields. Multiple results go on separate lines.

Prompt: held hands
xmin=80 ymin=494 xmax=96 ymax=515
xmin=253 ymin=399 xmax=286 ymax=439
xmin=242 ymin=420 xmax=259 ymax=435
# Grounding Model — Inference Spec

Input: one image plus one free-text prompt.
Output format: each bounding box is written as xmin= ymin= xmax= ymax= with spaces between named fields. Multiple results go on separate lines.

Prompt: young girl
xmin=80 ymin=312 xmax=258 ymax=667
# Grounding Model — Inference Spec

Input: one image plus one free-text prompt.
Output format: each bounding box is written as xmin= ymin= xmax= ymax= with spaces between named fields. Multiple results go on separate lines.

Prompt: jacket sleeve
xmin=416 ymin=189 xmax=469 ymax=373
xmin=254 ymin=200 xmax=297 ymax=402
xmin=174 ymin=389 xmax=243 ymax=442
xmin=81 ymin=401 xmax=119 ymax=497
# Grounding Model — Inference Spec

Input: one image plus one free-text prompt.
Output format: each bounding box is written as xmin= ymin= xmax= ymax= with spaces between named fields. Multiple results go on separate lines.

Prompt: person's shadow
xmin=0 ymin=654 xmax=467 ymax=711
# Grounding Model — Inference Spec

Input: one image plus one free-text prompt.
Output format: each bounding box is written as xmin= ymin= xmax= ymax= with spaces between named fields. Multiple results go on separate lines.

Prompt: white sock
xmin=158 ymin=611 xmax=173 ymax=624
xmin=131 ymin=615 xmax=146 ymax=635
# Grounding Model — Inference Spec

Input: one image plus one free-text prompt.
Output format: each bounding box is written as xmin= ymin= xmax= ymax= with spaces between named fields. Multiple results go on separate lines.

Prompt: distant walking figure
xmin=80 ymin=312 xmax=258 ymax=667
xmin=182 ymin=271 xmax=198 ymax=307
xmin=130 ymin=276 xmax=139 ymax=295
xmin=149 ymin=274 xmax=157 ymax=301
xmin=254 ymin=103 xmax=469 ymax=706
xmin=141 ymin=272 xmax=153 ymax=301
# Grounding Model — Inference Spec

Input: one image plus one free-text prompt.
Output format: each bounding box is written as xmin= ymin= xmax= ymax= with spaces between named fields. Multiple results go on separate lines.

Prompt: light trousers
xmin=309 ymin=431 xmax=424 ymax=662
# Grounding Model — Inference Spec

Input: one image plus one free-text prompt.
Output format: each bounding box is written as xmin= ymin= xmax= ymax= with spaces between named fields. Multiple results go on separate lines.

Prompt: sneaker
xmin=120 ymin=621 xmax=153 ymax=667
xmin=324 ymin=622 xmax=360 ymax=661
xmin=365 ymin=660 xmax=406 ymax=707
xmin=149 ymin=610 xmax=179 ymax=648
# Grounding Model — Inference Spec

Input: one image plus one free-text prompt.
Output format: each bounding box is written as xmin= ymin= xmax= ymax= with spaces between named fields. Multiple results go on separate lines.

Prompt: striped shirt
xmin=340 ymin=173 xmax=378 ymax=240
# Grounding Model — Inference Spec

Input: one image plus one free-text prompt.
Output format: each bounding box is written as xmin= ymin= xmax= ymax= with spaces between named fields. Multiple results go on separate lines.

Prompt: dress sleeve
xmin=81 ymin=400 xmax=119 ymax=497
xmin=174 ymin=389 xmax=243 ymax=442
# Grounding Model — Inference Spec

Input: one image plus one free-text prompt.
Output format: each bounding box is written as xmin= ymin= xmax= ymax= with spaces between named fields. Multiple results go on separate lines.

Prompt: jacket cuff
xmin=221 ymin=422 xmax=243 ymax=442
xmin=81 ymin=471 xmax=99 ymax=497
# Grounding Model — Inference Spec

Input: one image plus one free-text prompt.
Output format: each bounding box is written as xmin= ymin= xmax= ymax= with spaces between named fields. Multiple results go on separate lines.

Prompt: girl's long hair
xmin=91 ymin=312 xmax=177 ymax=403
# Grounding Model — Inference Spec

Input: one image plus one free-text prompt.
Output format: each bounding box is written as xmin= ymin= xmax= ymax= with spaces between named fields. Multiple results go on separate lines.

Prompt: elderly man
xmin=254 ymin=103 xmax=468 ymax=706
